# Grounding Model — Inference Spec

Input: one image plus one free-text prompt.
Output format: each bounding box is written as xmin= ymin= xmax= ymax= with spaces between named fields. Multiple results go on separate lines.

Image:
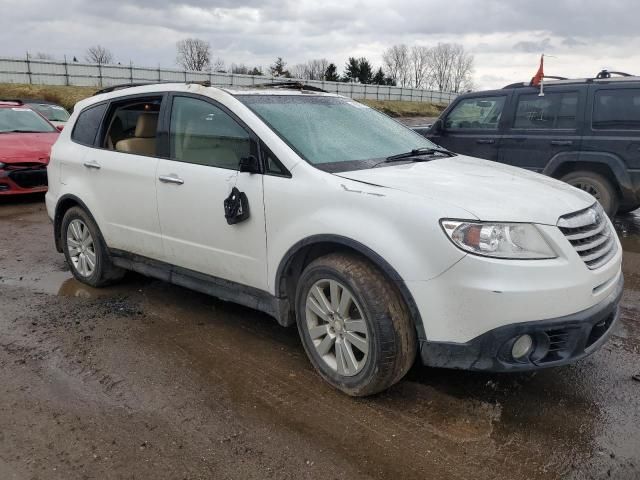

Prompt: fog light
xmin=512 ymin=334 xmax=534 ymax=360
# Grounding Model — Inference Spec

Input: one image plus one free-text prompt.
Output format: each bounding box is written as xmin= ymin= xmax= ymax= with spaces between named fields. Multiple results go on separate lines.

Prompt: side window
xmin=593 ymin=89 xmax=640 ymax=130
xmin=513 ymin=92 xmax=578 ymax=129
xmin=169 ymin=96 xmax=251 ymax=169
xmin=71 ymin=103 xmax=107 ymax=146
xmin=101 ymin=97 xmax=162 ymax=156
xmin=445 ymin=96 xmax=505 ymax=130
xmin=261 ymin=144 xmax=289 ymax=176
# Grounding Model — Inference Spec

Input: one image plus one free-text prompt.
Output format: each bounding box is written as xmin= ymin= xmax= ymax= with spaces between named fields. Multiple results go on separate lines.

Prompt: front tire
xmin=561 ymin=170 xmax=619 ymax=217
xmin=61 ymin=206 xmax=125 ymax=287
xmin=295 ymin=253 xmax=416 ymax=396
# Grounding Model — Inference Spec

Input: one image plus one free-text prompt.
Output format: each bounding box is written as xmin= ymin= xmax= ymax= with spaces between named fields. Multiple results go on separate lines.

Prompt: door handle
xmin=83 ymin=161 xmax=101 ymax=170
xmin=159 ymin=174 xmax=184 ymax=185
xmin=476 ymin=139 xmax=495 ymax=144
xmin=550 ymin=140 xmax=573 ymax=146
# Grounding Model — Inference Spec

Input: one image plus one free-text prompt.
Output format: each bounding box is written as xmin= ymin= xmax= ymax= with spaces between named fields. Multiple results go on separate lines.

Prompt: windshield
xmin=0 ymin=107 xmax=58 ymax=133
xmin=237 ymin=95 xmax=437 ymax=171
xmin=28 ymin=103 xmax=70 ymax=122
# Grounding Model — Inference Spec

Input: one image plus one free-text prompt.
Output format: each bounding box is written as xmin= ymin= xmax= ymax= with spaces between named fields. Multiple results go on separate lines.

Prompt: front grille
xmin=8 ymin=168 xmax=48 ymax=188
xmin=558 ymin=204 xmax=617 ymax=270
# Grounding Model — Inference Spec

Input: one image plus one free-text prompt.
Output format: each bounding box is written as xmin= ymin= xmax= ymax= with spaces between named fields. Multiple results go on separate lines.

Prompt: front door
xmin=156 ymin=94 xmax=268 ymax=290
xmin=430 ymin=94 xmax=507 ymax=160
xmin=499 ymin=88 xmax=584 ymax=172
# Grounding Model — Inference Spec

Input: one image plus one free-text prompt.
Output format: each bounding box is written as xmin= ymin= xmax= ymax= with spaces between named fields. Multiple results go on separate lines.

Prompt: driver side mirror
xmin=430 ymin=118 xmax=443 ymax=134
xmin=239 ymin=155 xmax=261 ymax=174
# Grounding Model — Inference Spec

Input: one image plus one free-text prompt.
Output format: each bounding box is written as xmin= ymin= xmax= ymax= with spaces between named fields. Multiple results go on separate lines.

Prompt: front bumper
xmin=0 ymin=167 xmax=48 ymax=195
xmin=420 ymin=273 xmax=623 ymax=371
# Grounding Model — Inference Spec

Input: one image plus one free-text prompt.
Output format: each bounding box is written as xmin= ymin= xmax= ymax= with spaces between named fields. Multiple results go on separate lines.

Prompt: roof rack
xmin=504 ymin=70 xmax=637 ymax=89
xmin=595 ymin=69 xmax=633 ymax=79
xmin=93 ymin=80 xmax=212 ymax=96
xmin=249 ymin=81 xmax=327 ymax=93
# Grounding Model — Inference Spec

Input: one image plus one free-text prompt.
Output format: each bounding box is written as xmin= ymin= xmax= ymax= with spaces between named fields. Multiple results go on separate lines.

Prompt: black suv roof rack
xmin=503 ymin=70 xmax=637 ymax=89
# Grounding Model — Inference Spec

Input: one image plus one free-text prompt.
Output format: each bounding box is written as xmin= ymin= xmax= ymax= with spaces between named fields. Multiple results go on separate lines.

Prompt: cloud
xmin=1 ymin=0 xmax=639 ymax=90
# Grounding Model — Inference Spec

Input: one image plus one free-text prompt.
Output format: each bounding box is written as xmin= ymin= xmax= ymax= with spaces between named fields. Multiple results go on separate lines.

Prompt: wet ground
xmin=0 ymin=195 xmax=638 ymax=480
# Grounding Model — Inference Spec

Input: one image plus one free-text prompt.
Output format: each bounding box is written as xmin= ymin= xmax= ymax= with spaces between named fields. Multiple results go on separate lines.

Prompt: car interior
xmin=104 ymin=98 xmax=161 ymax=156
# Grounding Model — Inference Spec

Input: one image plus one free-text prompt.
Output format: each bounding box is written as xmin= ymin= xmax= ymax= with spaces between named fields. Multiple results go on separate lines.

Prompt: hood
xmin=0 ymin=132 xmax=58 ymax=164
xmin=336 ymin=156 xmax=595 ymax=225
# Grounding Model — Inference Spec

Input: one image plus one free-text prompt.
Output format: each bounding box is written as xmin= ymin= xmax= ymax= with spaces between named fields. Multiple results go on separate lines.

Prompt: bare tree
xmin=212 ymin=58 xmax=226 ymax=73
xmin=382 ymin=44 xmax=410 ymax=87
xmin=427 ymin=43 xmax=474 ymax=93
xmin=85 ymin=45 xmax=114 ymax=65
xmin=176 ymin=38 xmax=211 ymax=71
xmin=291 ymin=59 xmax=330 ymax=80
xmin=409 ymin=46 xmax=430 ymax=88
xmin=31 ymin=52 xmax=55 ymax=61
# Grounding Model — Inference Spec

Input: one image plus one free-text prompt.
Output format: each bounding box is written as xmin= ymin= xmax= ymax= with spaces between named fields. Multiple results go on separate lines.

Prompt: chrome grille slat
xmin=558 ymin=204 xmax=617 ymax=270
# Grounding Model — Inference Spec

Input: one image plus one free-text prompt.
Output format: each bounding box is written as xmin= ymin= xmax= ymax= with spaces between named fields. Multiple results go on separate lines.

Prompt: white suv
xmin=46 ymin=82 xmax=624 ymax=396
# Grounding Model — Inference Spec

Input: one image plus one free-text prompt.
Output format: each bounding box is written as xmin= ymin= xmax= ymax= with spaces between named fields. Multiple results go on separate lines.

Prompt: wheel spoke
xmin=308 ymin=324 xmax=328 ymax=340
xmin=335 ymin=341 xmax=347 ymax=375
xmin=79 ymin=254 xmax=87 ymax=276
xmin=85 ymin=251 xmax=96 ymax=270
xmin=329 ymin=280 xmax=340 ymax=311
xmin=338 ymin=288 xmax=353 ymax=317
xmin=81 ymin=224 xmax=90 ymax=242
xmin=316 ymin=334 xmax=335 ymax=356
xmin=344 ymin=319 xmax=367 ymax=334
xmin=341 ymin=340 xmax=359 ymax=374
xmin=67 ymin=237 xmax=80 ymax=248
xmin=344 ymin=331 xmax=368 ymax=354
xmin=310 ymin=285 xmax=332 ymax=314
xmin=307 ymin=297 xmax=330 ymax=322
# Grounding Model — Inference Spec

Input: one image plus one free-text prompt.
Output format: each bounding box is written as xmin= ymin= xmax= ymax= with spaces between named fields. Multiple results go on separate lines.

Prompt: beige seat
xmin=115 ymin=113 xmax=158 ymax=156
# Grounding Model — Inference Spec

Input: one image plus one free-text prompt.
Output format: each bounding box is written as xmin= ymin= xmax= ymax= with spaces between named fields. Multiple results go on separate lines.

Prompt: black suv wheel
xmin=561 ymin=170 xmax=619 ymax=216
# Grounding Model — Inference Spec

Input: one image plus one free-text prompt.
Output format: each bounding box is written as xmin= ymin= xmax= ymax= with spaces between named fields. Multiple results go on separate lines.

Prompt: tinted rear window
xmin=71 ymin=103 xmax=107 ymax=146
xmin=593 ymin=89 xmax=640 ymax=130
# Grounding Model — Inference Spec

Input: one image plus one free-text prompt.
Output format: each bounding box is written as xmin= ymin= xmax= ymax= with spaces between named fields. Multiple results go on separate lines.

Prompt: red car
xmin=0 ymin=100 xmax=60 ymax=195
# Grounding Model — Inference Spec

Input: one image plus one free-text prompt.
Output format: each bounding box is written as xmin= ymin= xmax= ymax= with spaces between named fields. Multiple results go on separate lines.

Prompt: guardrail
xmin=0 ymin=56 xmax=457 ymax=104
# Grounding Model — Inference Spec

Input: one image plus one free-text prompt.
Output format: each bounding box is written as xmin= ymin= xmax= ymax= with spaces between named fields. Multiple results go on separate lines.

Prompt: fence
xmin=0 ymin=56 xmax=457 ymax=104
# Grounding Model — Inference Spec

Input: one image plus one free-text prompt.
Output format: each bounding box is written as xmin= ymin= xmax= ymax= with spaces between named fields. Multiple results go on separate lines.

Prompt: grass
xmin=360 ymin=99 xmax=446 ymax=118
xmin=0 ymin=83 xmax=97 ymax=111
xmin=0 ymin=83 xmax=446 ymax=117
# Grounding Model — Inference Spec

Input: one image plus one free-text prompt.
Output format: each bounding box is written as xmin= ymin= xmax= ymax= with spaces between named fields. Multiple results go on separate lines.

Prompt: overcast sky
xmin=1 ymin=0 xmax=639 ymax=90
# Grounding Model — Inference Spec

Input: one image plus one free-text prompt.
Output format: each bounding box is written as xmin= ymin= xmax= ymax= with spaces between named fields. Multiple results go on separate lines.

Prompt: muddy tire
xmin=295 ymin=253 xmax=416 ymax=397
xmin=61 ymin=206 xmax=125 ymax=287
xmin=561 ymin=170 xmax=619 ymax=217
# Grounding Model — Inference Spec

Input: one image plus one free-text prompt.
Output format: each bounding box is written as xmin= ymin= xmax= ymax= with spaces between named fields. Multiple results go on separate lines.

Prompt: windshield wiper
xmin=383 ymin=147 xmax=455 ymax=163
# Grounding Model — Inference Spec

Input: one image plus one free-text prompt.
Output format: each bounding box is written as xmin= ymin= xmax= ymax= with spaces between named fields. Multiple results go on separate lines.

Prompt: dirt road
xmin=1 ymin=196 xmax=639 ymax=479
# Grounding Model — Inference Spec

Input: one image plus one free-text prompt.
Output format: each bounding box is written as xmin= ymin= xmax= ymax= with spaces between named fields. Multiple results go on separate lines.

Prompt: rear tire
xmin=295 ymin=253 xmax=416 ymax=396
xmin=561 ymin=170 xmax=619 ymax=217
xmin=61 ymin=207 xmax=125 ymax=287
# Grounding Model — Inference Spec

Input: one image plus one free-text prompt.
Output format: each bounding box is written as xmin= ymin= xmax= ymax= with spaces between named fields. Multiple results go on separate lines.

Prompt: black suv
xmin=416 ymin=71 xmax=640 ymax=216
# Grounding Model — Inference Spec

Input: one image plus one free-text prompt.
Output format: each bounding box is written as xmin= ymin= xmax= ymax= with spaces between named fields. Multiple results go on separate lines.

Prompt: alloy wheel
xmin=67 ymin=219 xmax=96 ymax=277
xmin=305 ymin=279 xmax=370 ymax=377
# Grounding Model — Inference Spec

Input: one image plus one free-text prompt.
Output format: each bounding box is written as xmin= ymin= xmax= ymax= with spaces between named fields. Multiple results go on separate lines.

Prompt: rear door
xmin=583 ymin=85 xmax=640 ymax=170
xmin=155 ymin=94 xmax=268 ymax=290
xmin=68 ymin=95 xmax=165 ymax=260
xmin=430 ymin=94 xmax=508 ymax=160
xmin=499 ymin=87 xmax=584 ymax=172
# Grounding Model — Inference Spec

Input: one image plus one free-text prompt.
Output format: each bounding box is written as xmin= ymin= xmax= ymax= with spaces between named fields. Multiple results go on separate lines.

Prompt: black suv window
xmin=445 ymin=96 xmax=505 ymax=130
xmin=71 ymin=103 xmax=107 ymax=146
xmin=513 ymin=92 xmax=578 ymax=130
xmin=593 ymin=89 xmax=640 ymax=130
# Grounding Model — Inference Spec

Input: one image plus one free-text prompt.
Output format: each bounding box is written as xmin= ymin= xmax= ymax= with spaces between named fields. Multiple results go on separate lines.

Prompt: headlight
xmin=440 ymin=220 xmax=557 ymax=259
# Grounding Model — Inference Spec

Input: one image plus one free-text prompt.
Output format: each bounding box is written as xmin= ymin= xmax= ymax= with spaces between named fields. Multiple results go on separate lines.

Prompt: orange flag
xmin=531 ymin=55 xmax=544 ymax=86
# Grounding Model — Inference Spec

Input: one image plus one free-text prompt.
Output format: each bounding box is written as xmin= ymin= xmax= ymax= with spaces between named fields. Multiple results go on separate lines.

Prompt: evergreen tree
xmin=357 ymin=58 xmax=373 ymax=84
xmin=344 ymin=57 xmax=360 ymax=82
xmin=372 ymin=67 xmax=386 ymax=85
xmin=324 ymin=63 xmax=339 ymax=81
xmin=269 ymin=57 xmax=291 ymax=78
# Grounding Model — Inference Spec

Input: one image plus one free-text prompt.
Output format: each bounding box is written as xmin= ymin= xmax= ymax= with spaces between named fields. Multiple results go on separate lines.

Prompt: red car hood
xmin=0 ymin=132 xmax=59 ymax=165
